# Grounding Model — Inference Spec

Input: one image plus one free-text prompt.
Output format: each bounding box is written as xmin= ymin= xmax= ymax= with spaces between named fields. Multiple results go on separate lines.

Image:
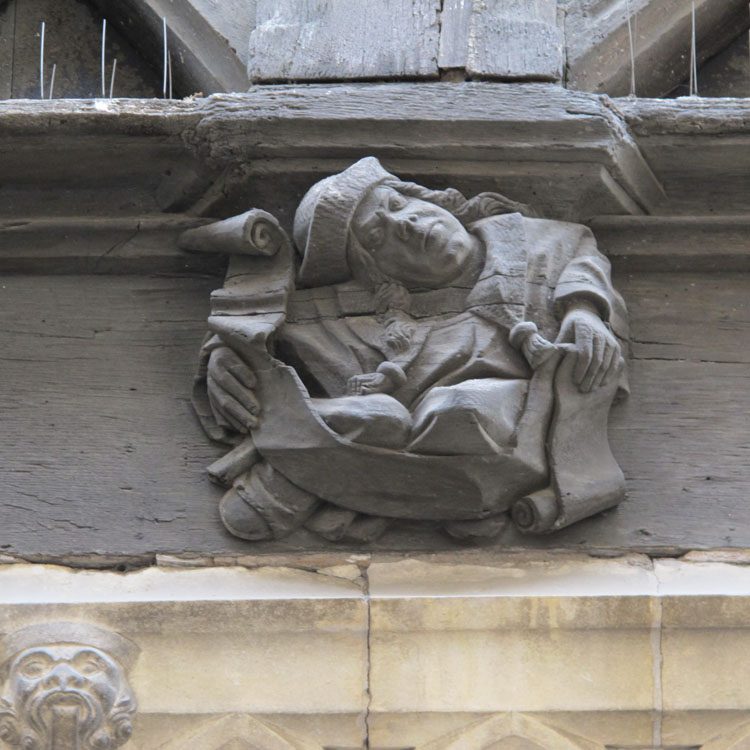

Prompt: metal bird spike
xmin=109 ymin=58 xmax=117 ymax=98
xmin=39 ymin=21 xmax=45 ymax=98
xmin=689 ymin=0 xmax=698 ymax=96
xmin=163 ymin=17 xmax=168 ymax=97
xmin=49 ymin=63 xmax=56 ymax=99
xmin=626 ymin=0 xmax=636 ymax=96
xmin=101 ymin=18 xmax=107 ymax=97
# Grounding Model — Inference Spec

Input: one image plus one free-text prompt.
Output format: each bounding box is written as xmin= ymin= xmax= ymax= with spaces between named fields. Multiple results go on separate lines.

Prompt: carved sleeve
xmin=552 ymin=225 xmax=629 ymax=340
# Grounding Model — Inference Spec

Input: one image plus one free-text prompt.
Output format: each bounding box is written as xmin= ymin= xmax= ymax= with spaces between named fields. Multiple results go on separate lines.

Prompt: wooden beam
xmin=248 ymin=0 xmax=441 ymax=82
xmin=611 ymin=96 xmax=750 ymax=214
xmin=91 ymin=0 xmax=249 ymax=94
xmin=564 ymin=0 xmax=750 ymax=97
xmin=439 ymin=0 xmax=562 ymax=81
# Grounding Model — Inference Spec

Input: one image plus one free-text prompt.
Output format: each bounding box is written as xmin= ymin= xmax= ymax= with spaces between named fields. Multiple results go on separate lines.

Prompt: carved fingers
xmin=347 ymin=372 xmax=391 ymax=396
xmin=207 ymin=346 xmax=260 ymax=432
xmin=557 ymin=308 xmax=622 ymax=393
xmin=347 ymin=361 xmax=407 ymax=396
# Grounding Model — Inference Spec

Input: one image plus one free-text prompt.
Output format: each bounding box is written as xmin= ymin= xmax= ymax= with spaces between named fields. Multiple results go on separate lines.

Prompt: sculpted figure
xmin=183 ymin=158 xmax=628 ymax=543
xmin=0 ymin=622 xmax=138 ymax=750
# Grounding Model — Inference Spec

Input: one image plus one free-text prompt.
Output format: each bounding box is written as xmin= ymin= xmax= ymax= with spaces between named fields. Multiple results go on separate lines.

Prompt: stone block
xmin=0 ymin=564 xmax=369 ymax=717
xmin=368 ymin=559 xmax=657 ymax=714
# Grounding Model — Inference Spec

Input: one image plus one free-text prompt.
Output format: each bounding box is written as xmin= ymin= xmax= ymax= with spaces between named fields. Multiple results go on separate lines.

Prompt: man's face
xmin=351 ymin=185 xmax=480 ymax=288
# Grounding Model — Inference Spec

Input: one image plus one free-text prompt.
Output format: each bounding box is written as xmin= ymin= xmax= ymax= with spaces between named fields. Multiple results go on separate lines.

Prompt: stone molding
xmin=0 ymin=88 xmax=747 ymax=225
xmin=415 ymin=713 xmax=603 ymax=749
xmin=0 ymin=558 xmax=749 ymax=747
xmin=156 ymin=714 xmax=323 ymax=750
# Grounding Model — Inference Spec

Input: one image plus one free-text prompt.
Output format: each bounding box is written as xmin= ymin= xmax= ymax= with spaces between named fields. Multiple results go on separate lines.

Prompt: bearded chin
xmin=22 ymin=687 xmax=110 ymax=750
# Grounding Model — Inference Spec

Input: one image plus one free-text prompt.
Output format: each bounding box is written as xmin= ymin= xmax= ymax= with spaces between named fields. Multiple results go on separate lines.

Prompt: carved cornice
xmin=0 ymin=88 xmax=748 ymax=264
xmin=0 ymin=84 xmax=662 ymax=223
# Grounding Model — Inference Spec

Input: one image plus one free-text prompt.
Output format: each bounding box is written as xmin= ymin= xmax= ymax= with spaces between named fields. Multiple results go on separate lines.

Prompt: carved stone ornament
xmin=182 ymin=157 xmax=629 ymax=544
xmin=0 ymin=622 xmax=139 ymax=750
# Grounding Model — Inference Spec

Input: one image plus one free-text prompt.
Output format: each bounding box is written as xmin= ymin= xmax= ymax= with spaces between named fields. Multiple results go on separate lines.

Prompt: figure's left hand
xmin=556 ymin=304 xmax=623 ymax=393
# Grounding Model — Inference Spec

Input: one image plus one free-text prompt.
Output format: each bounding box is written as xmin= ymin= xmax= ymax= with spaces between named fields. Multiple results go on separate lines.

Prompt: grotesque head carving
xmin=0 ymin=623 xmax=138 ymax=750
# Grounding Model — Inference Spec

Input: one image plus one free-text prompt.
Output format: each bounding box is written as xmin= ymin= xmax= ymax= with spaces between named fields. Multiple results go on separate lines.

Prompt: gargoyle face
xmin=4 ymin=645 xmax=134 ymax=750
xmin=351 ymin=185 xmax=481 ymax=288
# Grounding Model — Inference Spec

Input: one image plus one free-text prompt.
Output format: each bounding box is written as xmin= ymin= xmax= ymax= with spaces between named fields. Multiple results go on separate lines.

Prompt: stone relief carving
xmin=0 ymin=622 xmax=139 ymax=750
xmin=183 ymin=158 xmax=628 ymax=544
xmin=156 ymin=713 xmax=324 ymax=750
xmin=415 ymin=712 xmax=603 ymax=749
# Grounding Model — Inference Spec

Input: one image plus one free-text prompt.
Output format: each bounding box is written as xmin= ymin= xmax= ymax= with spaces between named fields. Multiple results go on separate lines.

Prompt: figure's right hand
xmin=206 ymin=346 xmax=260 ymax=433
xmin=347 ymin=371 xmax=392 ymax=396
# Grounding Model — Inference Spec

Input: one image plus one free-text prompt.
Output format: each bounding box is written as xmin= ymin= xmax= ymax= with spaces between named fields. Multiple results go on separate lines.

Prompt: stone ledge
xmin=0 ymin=558 xmax=750 ymax=747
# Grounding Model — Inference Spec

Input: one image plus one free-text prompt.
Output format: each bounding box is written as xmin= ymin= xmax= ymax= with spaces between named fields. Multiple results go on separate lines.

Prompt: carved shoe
xmin=219 ymin=487 xmax=274 ymax=541
xmin=220 ymin=461 xmax=320 ymax=541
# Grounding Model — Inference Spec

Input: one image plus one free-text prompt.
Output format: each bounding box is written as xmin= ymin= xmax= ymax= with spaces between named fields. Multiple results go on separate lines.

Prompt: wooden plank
xmin=0 ymin=86 xmax=663 ymax=221
xmin=1 ymin=269 xmax=750 ymax=558
xmin=695 ymin=32 xmax=750 ymax=98
xmin=247 ymin=0 xmax=441 ymax=82
xmin=502 ymin=270 xmax=750 ymax=552
xmin=438 ymin=0 xmax=472 ymax=70
xmin=463 ymin=0 xmax=562 ymax=80
xmin=0 ymin=275 xmax=243 ymax=560
xmin=187 ymin=0 xmax=257 ymax=68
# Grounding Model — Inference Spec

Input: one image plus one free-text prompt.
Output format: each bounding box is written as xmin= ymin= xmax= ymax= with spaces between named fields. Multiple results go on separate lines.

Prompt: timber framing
xmin=0 ymin=85 xmax=749 ymax=558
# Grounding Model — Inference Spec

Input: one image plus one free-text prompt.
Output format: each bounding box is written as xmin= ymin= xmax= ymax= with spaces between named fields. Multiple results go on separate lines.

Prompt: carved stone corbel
xmin=0 ymin=622 xmax=139 ymax=750
xmin=184 ymin=157 xmax=629 ymax=545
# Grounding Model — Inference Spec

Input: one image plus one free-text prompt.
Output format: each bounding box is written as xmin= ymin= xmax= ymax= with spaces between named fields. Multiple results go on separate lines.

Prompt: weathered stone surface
xmin=369 ymin=560 xmax=656 ymax=714
xmin=153 ymin=714 xmax=324 ymax=750
xmin=2 ymin=558 xmax=750 ymax=748
xmin=0 ymin=564 xmax=367 ymax=749
xmin=247 ymin=0 xmax=441 ymax=82
xmin=439 ymin=0 xmax=562 ymax=80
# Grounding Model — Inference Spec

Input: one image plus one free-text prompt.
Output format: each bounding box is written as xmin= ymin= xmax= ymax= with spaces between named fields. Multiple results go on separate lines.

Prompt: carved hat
xmin=293 ymin=157 xmax=395 ymax=287
xmin=0 ymin=622 xmax=140 ymax=671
